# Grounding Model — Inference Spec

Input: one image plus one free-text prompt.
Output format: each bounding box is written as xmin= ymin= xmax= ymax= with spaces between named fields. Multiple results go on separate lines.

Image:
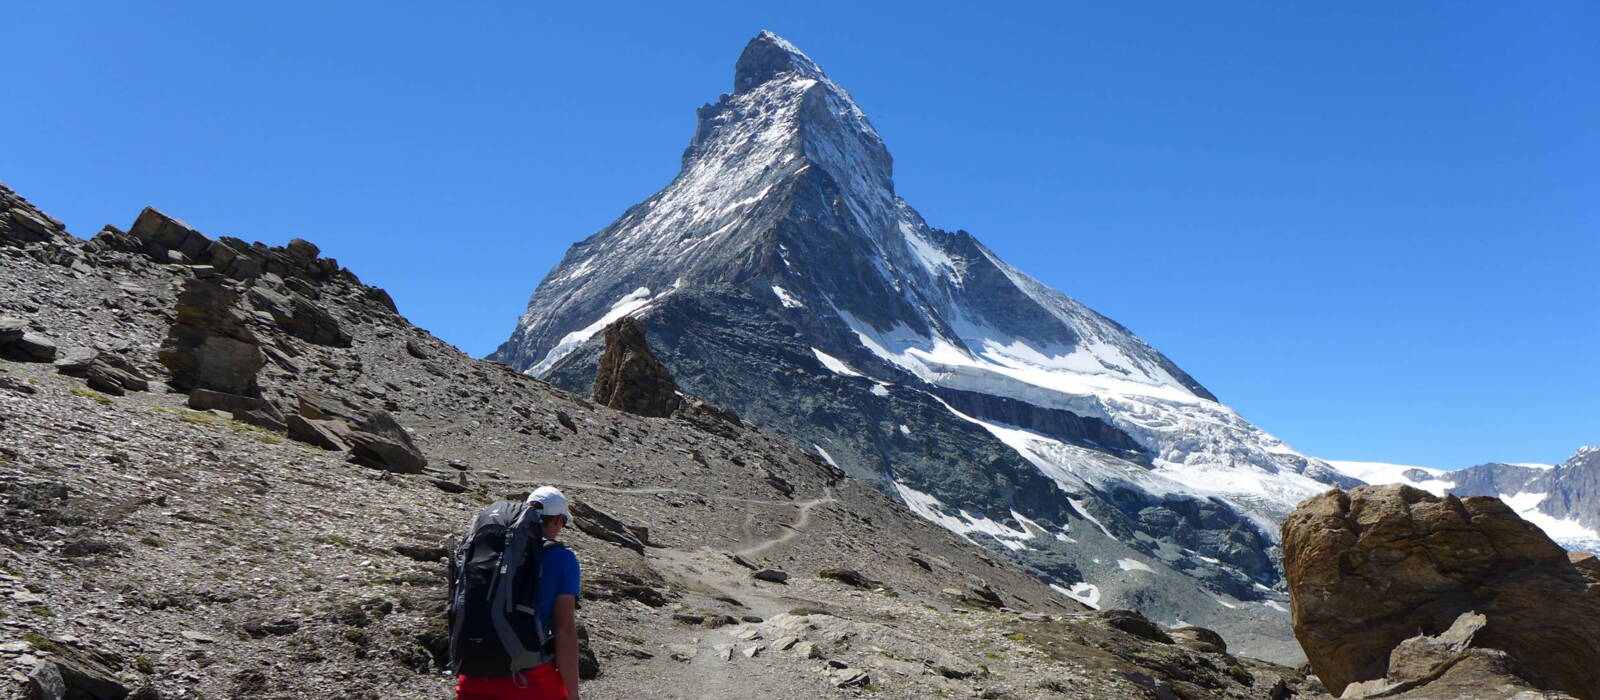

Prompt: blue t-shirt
xmin=537 ymin=544 xmax=580 ymax=634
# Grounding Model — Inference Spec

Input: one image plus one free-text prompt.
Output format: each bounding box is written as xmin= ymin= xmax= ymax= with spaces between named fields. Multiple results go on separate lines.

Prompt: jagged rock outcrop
xmin=591 ymin=317 xmax=681 ymax=418
xmin=158 ymin=278 xmax=267 ymax=397
xmin=1282 ymin=484 xmax=1600 ymax=698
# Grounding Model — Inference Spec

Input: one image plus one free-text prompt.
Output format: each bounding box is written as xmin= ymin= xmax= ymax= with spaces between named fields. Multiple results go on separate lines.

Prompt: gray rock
xmin=346 ymin=410 xmax=427 ymax=473
xmin=7 ymin=208 xmax=57 ymax=242
xmin=832 ymin=668 xmax=870 ymax=688
xmin=52 ymin=347 xmax=97 ymax=373
xmin=32 ymin=645 xmax=130 ymax=700
xmin=1 ymin=316 xmax=27 ymax=345
xmin=286 ymin=414 xmax=352 ymax=451
xmin=25 ymin=660 xmax=65 ymax=700
xmin=9 ymin=333 xmax=57 ymax=362
xmin=188 ymin=388 xmax=286 ymax=431
xmin=568 ymin=499 xmax=646 ymax=554
xmin=751 ymin=569 xmax=789 ymax=583
xmin=1097 ymin=609 xmax=1174 ymax=645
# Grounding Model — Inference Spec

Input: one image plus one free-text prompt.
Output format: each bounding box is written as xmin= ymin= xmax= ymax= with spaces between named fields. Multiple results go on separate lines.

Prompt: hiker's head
xmin=527 ymin=486 xmax=572 ymax=536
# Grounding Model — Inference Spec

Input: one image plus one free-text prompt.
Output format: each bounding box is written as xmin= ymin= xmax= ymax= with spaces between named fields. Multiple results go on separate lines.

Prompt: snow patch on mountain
xmin=812 ymin=348 xmax=864 ymax=377
xmin=893 ymin=481 xmax=1035 ymax=551
xmin=529 ymin=286 xmax=655 ymax=376
xmin=771 ymin=285 xmax=805 ymax=308
xmin=1053 ymin=582 xmax=1102 ymax=609
xmin=1117 ymin=558 xmax=1156 ymax=573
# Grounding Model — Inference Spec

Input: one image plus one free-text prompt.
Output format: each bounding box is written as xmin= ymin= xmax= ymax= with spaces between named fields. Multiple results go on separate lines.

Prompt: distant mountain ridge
xmin=493 ymin=31 xmax=1366 ymax=662
xmin=1326 ymin=446 xmax=1600 ymax=551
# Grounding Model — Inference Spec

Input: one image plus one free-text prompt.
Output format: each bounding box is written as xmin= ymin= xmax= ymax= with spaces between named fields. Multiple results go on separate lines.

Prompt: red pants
xmin=456 ymin=663 xmax=568 ymax=700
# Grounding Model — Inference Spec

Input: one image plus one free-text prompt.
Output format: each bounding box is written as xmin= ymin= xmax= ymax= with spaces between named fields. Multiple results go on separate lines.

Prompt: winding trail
xmin=736 ymin=487 xmax=835 ymax=557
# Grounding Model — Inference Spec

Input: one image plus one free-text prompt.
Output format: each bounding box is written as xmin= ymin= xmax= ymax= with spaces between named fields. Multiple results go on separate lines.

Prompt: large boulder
xmin=157 ymin=278 xmax=266 ymax=396
xmin=1282 ymin=484 xmax=1600 ymax=699
xmin=591 ymin=317 xmax=682 ymax=418
xmin=345 ymin=410 xmax=427 ymax=473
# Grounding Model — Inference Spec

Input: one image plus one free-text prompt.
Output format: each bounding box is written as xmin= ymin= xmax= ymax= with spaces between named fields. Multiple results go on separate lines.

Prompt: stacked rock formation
xmin=1282 ymin=484 xmax=1600 ymax=699
xmin=592 ymin=317 xmax=682 ymax=418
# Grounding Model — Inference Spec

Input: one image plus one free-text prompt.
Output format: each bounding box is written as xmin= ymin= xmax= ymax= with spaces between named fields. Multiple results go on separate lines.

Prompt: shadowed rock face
xmin=592 ymin=317 xmax=681 ymax=418
xmin=158 ymin=278 xmax=267 ymax=397
xmin=1282 ymin=484 xmax=1600 ymax=699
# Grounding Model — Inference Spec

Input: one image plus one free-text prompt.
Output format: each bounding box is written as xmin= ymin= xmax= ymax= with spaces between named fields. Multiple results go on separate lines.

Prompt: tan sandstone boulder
xmin=1282 ymin=484 xmax=1600 ymax=699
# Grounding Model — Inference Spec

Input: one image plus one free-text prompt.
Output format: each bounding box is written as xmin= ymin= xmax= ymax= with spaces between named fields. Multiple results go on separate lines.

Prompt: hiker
xmin=451 ymin=486 xmax=582 ymax=700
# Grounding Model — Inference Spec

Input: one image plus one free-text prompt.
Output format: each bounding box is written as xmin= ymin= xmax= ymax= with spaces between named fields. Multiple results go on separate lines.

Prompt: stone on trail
xmin=819 ymin=567 xmax=879 ymax=589
xmin=751 ymin=569 xmax=789 ymax=584
xmin=831 ymin=668 xmax=870 ymax=688
xmin=187 ymin=388 xmax=286 ymax=431
xmin=1096 ymin=609 xmax=1174 ymax=645
xmin=25 ymin=660 xmax=65 ymax=700
xmin=1167 ymin=626 xmax=1227 ymax=654
xmin=28 ymin=644 xmax=131 ymax=700
xmin=742 ymin=645 xmax=763 ymax=658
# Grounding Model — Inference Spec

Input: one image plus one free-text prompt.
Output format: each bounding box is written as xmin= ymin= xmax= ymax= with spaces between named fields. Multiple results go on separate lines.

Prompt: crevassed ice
xmin=1323 ymin=460 xmax=1455 ymax=496
xmin=1502 ymin=491 xmax=1600 ymax=547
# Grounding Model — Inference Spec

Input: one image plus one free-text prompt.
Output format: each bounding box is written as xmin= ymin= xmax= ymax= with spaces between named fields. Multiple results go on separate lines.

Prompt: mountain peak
xmin=734 ymin=30 xmax=826 ymax=93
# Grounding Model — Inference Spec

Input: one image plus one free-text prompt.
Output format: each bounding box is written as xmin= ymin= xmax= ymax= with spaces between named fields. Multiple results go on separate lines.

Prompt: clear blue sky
xmin=4 ymin=2 xmax=1595 ymax=468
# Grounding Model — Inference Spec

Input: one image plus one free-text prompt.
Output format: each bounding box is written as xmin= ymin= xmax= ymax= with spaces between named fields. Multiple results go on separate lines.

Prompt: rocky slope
xmin=492 ymin=30 xmax=1357 ymax=661
xmin=0 ymin=184 xmax=1326 ymax=697
xmin=1283 ymin=483 xmax=1600 ymax=699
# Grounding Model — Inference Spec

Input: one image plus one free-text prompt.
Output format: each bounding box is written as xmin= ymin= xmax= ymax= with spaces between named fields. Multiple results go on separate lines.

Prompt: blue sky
xmin=4 ymin=2 xmax=1595 ymax=468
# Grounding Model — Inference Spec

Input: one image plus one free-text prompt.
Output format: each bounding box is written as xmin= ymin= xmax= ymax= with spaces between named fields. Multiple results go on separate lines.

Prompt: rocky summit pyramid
xmin=493 ymin=30 xmax=1357 ymax=661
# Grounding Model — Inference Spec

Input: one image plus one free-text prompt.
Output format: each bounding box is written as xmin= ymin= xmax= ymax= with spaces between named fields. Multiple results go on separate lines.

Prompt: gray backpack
xmin=446 ymin=500 xmax=559 ymax=676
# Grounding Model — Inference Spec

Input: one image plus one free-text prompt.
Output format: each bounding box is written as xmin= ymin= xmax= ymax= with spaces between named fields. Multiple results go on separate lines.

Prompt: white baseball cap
xmin=527 ymin=486 xmax=572 ymax=523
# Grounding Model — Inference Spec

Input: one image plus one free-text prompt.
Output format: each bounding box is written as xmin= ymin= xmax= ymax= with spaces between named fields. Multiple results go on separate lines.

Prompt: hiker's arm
xmin=554 ymin=593 xmax=579 ymax=700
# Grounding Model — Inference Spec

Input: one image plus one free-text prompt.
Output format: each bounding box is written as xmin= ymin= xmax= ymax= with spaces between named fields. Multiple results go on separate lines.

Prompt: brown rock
xmin=286 ymin=414 xmax=352 ymax=451
xmin=158 ymin=278 xmax=266 ymax=396
xmin=1096 ymin=609 xmax=1174 ymax=645
xmin=1282 ymin=484 xmax=1600 ymax=698
xmin=591 ymin=316 xmax=682 ymax=418
xmin=1167 ymin=626 xmax=1227 ymax=654
xmin=131 ymin=207 xmax=210 ymax=261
